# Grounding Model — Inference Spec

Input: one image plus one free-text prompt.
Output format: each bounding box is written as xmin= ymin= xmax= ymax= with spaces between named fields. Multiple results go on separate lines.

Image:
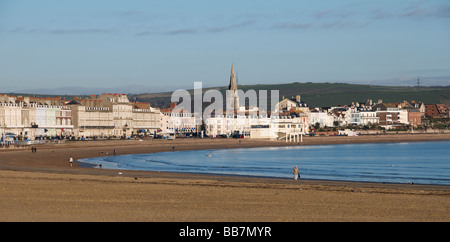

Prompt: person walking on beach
xmin=293 ymin=165 xmax=300 ymax=180
xmin=69 ymin=156 xmax=73 ymax=167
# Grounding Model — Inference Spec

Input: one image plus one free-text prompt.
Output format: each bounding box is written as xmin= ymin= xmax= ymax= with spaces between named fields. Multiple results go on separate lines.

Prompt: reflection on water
xmin=80 ymin=141 xmax=450 ymax=185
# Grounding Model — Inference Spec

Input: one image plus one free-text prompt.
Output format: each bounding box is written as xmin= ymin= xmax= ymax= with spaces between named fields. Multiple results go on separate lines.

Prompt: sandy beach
xmin=1 ymin=134 xmax=450 ymax=222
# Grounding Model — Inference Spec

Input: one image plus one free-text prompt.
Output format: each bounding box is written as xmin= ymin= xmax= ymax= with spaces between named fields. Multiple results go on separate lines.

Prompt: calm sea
xmin=80 ymin=140 xmax=450 ymax=185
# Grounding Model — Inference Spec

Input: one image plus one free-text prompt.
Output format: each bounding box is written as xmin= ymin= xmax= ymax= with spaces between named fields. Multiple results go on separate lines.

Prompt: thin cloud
xmin=50 ymin=28 xmax=116 ymax=34
xmin=206 ymin=19 xmax=255 ymax=33
xmin=7 ymin=27 xmax=116 ymax=34
xmin=164 ymin=28 xmax=197 ymax=35
xmin=402 ymin=4 xmax=450 ymax=19
xmin=273 ymin=7 xmax=361 ymax=30
xmin=371 ymin=3 xmax=450 ymax=20
xmin=135 ymin=30 xmax=154 ymax=36
xmin=136 ymin=19 xmax=256 ymax=36
xmin=320 ymin=20 xmax=369 ymax=29
xmin=320 ymin=20 xmax=351 ymax=29
xmin=434 ymin=5 xmax=450 ymax=18
xmin=8 ymin=27 xmax=39 ymax=33
xmin=272 ymin=22 xmax=313 ymax=30
xmin=314 ymin=10 xmax=355 ymax=20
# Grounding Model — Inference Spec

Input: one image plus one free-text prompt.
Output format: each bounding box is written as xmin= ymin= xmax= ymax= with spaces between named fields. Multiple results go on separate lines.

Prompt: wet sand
xmin=1 ymin=134 xmax=450 ymax=221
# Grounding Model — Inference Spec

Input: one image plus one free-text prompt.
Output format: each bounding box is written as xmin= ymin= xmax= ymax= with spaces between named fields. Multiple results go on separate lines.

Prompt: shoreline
xmin=1 ymin=133 xmax=450 ymax=221
xmin=2 ymin=133 xmax=450 ymax=183
xmin=2 ymin=133 xmax=450 ymax=190
xmin=78 ymin=141 xmax=450 ymax=187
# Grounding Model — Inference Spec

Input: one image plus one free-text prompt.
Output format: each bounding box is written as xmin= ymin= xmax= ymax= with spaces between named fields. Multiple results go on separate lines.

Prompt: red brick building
xmin=436 ymin=104 xmax=449 ymax=118
xmin=425 ymin=104 xmax=450 ymax=118
xmin=407 ymin=109 xmax=422 ymax=126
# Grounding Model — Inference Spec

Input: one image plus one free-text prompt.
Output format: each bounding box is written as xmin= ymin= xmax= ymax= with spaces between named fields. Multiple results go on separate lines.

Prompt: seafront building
xmin=67 ymin=93 xmax=161 ymax=138
xmin=161 ymin=108 xmax=197 ymax=137
xmin=308 ymin=99 xmax=429 ymax=130
xmin=204 ymin=113 xmax=308 ymax=140
xmin=0 ymin=95 xmax=73 ymax=140
xmin=0 ymin=93 xmax=161 ymax=142
xmin=425 ymin=104 xmax=450 ymax=118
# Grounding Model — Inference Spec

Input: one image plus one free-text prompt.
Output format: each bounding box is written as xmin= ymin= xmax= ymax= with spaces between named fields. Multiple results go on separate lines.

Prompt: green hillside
xmin=129 ymin=82 xmax=450 ymax=108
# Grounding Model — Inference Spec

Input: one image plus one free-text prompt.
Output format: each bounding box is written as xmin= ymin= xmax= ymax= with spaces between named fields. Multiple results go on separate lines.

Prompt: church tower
xmin=227 ymin=65 xmax=239 ymax=112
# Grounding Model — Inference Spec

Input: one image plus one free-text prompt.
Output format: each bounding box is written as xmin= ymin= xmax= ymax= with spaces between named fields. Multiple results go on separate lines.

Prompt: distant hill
xmin=129 ymin=82 xmax=450 ymax=108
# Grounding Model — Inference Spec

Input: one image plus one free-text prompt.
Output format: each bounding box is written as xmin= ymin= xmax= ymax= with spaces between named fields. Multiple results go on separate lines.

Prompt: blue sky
xmin=0 ymin=0 xmax=449 ymax=94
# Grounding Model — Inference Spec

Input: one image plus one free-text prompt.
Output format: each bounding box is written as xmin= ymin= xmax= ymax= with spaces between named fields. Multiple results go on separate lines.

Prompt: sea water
xmin=80 ymin=140 xmax=450 ymax=185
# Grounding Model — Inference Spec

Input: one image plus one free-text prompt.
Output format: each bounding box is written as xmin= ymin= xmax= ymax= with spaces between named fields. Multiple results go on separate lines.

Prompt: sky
xmin=0 ymin=0 xmax=449 ymax=94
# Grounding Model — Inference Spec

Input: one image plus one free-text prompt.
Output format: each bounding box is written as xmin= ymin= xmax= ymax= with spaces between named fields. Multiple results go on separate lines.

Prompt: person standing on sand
xmin=293 ymin=165 xmax=300 ymax=180
xmin=69 ymin=156 xmax=73 ymax=167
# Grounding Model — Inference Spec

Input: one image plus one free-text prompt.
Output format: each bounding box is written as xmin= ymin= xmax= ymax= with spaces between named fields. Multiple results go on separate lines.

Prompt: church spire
xmin=228 ymin=64 xmax=237 ymax=91
xmin=226 ymin=64 xmax=239 ymax=112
